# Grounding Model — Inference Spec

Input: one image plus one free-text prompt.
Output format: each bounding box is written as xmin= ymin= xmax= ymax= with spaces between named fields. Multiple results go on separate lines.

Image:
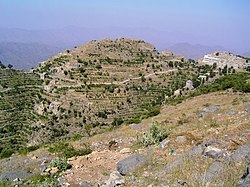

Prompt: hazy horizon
xmin=1 ymin=0 xmax=250 ymax=52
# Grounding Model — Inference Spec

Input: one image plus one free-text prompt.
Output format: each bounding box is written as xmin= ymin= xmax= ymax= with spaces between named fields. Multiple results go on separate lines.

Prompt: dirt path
xmin=54 ymin=69 xmax=177 ymax=89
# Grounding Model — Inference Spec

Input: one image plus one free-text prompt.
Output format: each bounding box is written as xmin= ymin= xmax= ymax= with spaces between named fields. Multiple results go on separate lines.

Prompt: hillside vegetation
xmin=0 ymin=68 xmax=43 ymax=158
xmin=0 ymin=38 xmax=249 ymax=165
xmin=0 ymin=38 xmax=250 ymax=187
xmin=33 ymin=38 xmax=200 ymax=141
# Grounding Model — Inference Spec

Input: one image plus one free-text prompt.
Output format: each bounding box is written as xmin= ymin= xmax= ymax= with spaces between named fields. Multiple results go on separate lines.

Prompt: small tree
xmin=138 ymin=122 xmax=168 ymax=147
xmin=7 ymin=64 xmax=13 ymax=69
xmin=0 ymin=61 xmax=6 ymax=69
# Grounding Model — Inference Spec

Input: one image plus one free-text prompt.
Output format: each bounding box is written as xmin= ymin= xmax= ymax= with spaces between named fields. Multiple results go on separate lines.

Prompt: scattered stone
xmin=165 ymin=140 xmax=224 ymax=173
xmin=57 ymin=177 xmax=66 ymax=186
xmin=203 ymin=146 xmax=223 ymax=159
xmin=146 ymin=147 xmax=153 ymax=156
xmin=105 ymin=171 xmax=125 ymax=186
xmin=44 ymin=168 xmax=51 ymax=173
xmin=41 ymin=160 xmax=48 ymax=166
xmin=45 ymin=167 xmax=58 ymax=175
xmin=160 ymin=139 xmax=170 ymax=149
xmin=184 ymin=80 xmax=194 ymax=90
xmin=239 ymin=165 xmax=250 ymax=187
xmin=176 ymin=136 xmax=186 ymax=144
xmin=174 ymin=89 xmax=181 ymax=97
xmin=130 ymin=123 xmax=144 ymax=129
xmin=200 ymin=105 xmax=220 ymax=118
xmin=177 ymin=179 xmax=189 ymax=186
xmin=119 ymin=148 xmax=131 ymax=154
xmin=186 ymin=145 xmax=203 ymax=157
xmin=224 ymin=110 xmax=237 ymax=116
xmin=231 ymin=142 xmax=250 ymax=162
xmin=204 ymin=160 xmax=225 ymax=182
xmin=41 ymin=165 xmax=47 ymax=172
xmin=116 ymin=154 xmax=148 ymax=175
xmin=13 ymin=178 xmax=21 ymax=182
xmin=245 ymin=104 xmax=250 ymax=113
xmin=80 ymin=181 xmax=92 ymax=187
xmin=201 ymin=140 xmax=223 ymax=148
xmin=31 ymin=156 xmax=38 ymax=160
xmin=109 ymin=140 xmax=118 ymax=149
xmin=0 ymin=171 xmax=32 ymax=181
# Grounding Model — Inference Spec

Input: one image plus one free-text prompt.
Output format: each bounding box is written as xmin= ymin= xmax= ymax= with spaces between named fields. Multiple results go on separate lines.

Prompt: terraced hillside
xmin=0 ymin=38 xmax=216 ymax=158
xmin=0 ymin=68 xmax=43 ymax=158
xmin=34 ymin=38 xmax=200 ymax=138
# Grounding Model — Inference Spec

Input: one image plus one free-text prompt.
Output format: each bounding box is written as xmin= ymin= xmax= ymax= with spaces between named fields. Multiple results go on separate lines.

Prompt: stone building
xmin=199 ymin=51 xmax=248 ymax=70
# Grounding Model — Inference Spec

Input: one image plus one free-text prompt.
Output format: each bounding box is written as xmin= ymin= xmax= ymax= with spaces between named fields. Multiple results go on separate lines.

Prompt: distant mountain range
xmin=0 ymin=27 xmax=173 ymax=70
xmin=165 ymin=43 xmax=228 ymax=60
xmin=0 ymin=27 xmax=249 ymax=70
xmin=0 ymin=42 xmax=61 ymax=70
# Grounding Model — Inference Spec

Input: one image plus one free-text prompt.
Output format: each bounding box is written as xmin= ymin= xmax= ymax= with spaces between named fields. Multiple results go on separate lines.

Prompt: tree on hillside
xmin=0 ymin=61 xmax=6 ymax=69
xmin=7 ymin=64 xmax=13 ymax=69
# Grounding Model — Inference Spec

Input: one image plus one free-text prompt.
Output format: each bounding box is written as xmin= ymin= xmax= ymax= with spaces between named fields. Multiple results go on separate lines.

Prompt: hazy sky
xmin=1 ymin=0 xmax=250 ymax=51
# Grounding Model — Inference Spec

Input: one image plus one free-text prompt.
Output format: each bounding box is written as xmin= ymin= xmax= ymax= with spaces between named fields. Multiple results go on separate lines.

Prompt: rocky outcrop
xmin=231 ymin=142 xmax=250 ymax=162
xmin=164 ymin=141 xmax=250 ymax=185
xmin=116 ymin=154 xmax=148 ymax=175
xmin=200 ymin=105 xmax=220 ymax=118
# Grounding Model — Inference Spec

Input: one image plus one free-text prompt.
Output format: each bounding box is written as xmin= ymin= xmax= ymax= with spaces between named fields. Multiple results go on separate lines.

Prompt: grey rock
xmin=204 ymin=161 xmax=225 ymax=182
xmin=239 ymin=165 xmax=250 ymax=187
xmin=224 ymin=110 xmax=237 ymax=116
xmin=41 ymin=165 xmax=47 ymax=173
xmin=245 ymin=104 xmax=250 ymax=113
xmin=79 ymin=181 xmax=92 ymax=187
xmin=200 ymin=105 xmax=220 ymax=118
xmin=165 ymin=140 xmax=223 ymax=172
xmin=203 ymin=146 xmax=223 ymax=159
xmin=184 ymin=80 xmax=194 ymax=90
xmin=104 ymin=171 xmax=125 ymax=187
xmin=107 ymin=184 xmax=116 ymax=187
xmin=119 ymin=148 xmax=131 ymax=154
xmin=201 ymin=140 xmax=222 ymax=148
xmin=160 ymin=139 xmax=170 ymax=149
xmin=130 ymin=123 xmax=144 ymax=129
xmin=0 ymin=170 xmax=32 ymax=181
xmin=116 ymin=154 xmax=148 ymax=175
xmin=231 ymin=142 xmax=250 ymax=162
xmin=146 ymin=147 xmax=153 ymax=156
xmin=177 ymin=179 xmax=189 ymax=186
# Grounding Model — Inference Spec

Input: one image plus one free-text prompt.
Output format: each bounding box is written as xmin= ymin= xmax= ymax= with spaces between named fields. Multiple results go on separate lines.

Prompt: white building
xmin=200 ymin=52 xmax=247 ymax=70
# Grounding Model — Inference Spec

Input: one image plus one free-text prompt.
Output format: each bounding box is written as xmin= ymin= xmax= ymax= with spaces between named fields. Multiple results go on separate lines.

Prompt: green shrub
xmin=0 ymin=178 xmax=12 ymax=187
xmin=138 ymin=122 xmax=168 ymax=147
xmin=112 ymin=118 xmax=123 ymax=126
xmin=27 ymin=174 xmax=58 ymax=187
xmin=0 ymin=148 xmax=14 ymax=159
xmin=18 ymin=145 xmax=40 ymax=155
xmin=49 ymin=157 xmax=71 ymax=172
xmin=48 ymin=142 xmax=92 ymax=158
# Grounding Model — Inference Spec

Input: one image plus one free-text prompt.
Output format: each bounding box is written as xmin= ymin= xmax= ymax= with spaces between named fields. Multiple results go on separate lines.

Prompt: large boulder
xmin=231 ymin=142 xmax=250 ymax=162
xmin=116 ymin=154 xmax=148 ymax=175
xmin=0 ymin=170 xmax=32 ymax=181
xmin=203 ymin=146 xmax=223 ymax=159
xmin=200 ymin=105 xmax=220 ymax=118
xmin=204 ymin=161 xmax=225 ymax=182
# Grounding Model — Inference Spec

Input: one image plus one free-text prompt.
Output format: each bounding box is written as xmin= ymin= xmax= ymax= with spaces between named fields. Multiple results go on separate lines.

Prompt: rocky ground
xmin=0 ymin=91 xmax=250 ymax=186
